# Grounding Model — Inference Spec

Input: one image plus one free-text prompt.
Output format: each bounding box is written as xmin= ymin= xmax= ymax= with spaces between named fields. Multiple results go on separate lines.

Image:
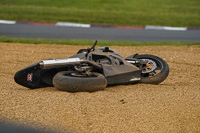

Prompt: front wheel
xmin=134 ymin=54 xmax=169 ymax=84
xmin=53 ymin=71 xmax=107 ymax=92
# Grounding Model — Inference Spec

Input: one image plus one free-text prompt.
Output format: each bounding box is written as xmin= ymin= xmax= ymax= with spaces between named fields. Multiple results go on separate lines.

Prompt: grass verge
xmin=0 ymin=36 xmax=199 ymax=46
xmin=0 ymin=0 xmax=200 ymax=27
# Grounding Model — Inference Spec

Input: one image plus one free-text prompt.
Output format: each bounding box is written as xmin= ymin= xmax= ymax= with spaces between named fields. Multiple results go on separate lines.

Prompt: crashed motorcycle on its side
xmin=14 ymin=41 xmax=169 ymax=92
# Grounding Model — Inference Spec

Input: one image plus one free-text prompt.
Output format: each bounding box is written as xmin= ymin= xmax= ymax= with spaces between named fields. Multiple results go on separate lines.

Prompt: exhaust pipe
xmin=40 ymin=58 xmax=102 ymax=69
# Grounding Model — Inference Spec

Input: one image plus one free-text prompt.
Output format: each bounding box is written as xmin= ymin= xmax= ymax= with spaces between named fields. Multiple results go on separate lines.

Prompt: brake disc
xmin=140 ymin=59 xmax=157 ymax=74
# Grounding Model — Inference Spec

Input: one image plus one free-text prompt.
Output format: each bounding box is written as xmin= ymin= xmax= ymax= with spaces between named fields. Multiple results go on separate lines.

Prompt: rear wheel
xmin=134 ymin=55 xmax=169 ymax=84
xmin=53 ymin=71 xmax=107 ymax=92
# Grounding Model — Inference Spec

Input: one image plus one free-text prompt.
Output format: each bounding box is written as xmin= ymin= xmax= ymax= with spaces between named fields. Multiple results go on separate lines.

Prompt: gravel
xmin=0 ymin=43 xmax=200 ymax=133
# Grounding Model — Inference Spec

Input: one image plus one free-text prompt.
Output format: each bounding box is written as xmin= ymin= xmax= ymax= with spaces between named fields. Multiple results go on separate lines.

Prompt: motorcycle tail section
xmin=14 ymin=62 xmax=53 ymax=89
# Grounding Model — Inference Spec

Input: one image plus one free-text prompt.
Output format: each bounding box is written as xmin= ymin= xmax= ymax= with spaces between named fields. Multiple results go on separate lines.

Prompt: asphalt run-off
xmin=0 ymin=21 xmax=200 ymax=42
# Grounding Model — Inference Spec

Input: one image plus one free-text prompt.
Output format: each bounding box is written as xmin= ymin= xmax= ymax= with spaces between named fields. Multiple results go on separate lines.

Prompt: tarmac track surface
xmin=0 ymin=23 xmax=200 ymax=42
xmin=0 ymin=43 xmax=200 ymax=133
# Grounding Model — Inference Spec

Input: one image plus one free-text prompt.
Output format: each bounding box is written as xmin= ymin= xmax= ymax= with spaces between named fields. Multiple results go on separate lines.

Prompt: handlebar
xmin=91 ymin=40 xmax=98 ymax=50
xmin=85 ymin=40 xmax=98 ymax=57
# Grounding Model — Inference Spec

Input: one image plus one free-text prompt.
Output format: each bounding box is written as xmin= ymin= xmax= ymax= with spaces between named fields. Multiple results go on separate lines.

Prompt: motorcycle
xmin=14 ymin=41 xmax=169 ymax=92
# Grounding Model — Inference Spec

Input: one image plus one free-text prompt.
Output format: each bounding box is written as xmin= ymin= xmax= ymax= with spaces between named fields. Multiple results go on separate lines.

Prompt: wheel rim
xmin=140 ymin=58 xmax=162 ymax=77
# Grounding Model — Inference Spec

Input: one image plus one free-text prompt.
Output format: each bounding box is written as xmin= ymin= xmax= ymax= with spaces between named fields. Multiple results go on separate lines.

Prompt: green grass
xmin=0 ymin=36 xmax=199 ymax=46
xmin=0 ymin=0 xmax=200 ymax=27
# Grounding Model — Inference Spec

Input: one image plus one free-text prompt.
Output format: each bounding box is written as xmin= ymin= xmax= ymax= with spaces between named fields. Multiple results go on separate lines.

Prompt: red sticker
xmin=27 ymin=73 xmax=33 ymax=81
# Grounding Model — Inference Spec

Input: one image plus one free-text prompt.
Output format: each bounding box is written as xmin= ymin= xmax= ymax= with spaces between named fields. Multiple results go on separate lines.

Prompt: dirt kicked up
xmin=0 ymin=43 xmax=200 ymax=133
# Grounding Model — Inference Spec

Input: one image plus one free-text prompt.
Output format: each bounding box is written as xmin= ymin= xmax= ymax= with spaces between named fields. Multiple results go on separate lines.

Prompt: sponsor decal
xmin=27 ymin=73 xmax=33 ymax=81
xmin=130 ymin=78 xmax=140 ymax=81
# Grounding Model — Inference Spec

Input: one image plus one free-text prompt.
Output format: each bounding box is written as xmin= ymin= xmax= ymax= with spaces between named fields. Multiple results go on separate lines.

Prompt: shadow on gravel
xmin=0 ymin=122 xmax=72 ymax=133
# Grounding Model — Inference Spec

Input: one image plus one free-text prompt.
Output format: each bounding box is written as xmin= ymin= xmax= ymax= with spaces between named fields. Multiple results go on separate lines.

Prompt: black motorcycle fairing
xmin=89 ymin=49 xmax=142 ymax=85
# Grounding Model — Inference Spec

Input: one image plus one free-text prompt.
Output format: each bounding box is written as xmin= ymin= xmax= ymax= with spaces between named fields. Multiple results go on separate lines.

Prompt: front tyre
xmin=53 ymin=71 xmax=107 ymax=92
xmin=134 ymin=55 xmax=169 ymax=84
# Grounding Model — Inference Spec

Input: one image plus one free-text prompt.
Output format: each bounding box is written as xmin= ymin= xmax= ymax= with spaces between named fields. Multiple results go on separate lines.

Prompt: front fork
xmin=126 ymin=59 xmax=145 ymax=70
xmin=125 ymin=54 xmax=146 ymax=69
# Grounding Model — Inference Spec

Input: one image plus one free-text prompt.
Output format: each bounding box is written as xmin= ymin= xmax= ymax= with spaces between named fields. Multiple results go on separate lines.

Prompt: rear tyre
xmin=134 ymin=54 xmax=169 ymax=84
xmin=53 ymin=71 xmax=107 ymax=92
